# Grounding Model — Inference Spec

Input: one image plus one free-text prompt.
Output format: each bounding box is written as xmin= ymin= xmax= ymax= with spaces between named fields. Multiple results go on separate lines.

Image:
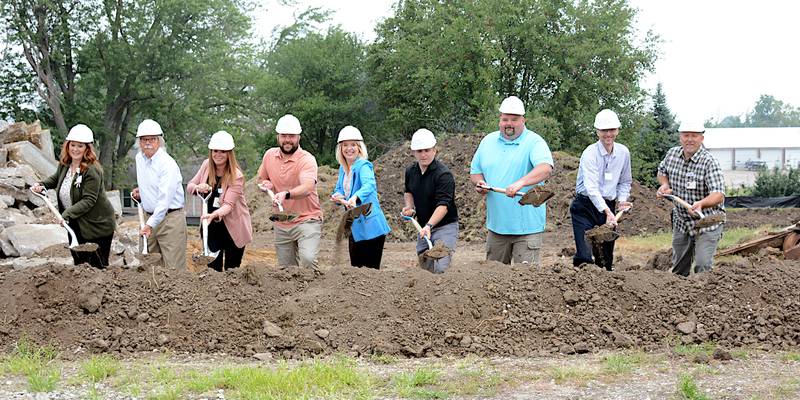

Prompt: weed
xmin=26 ymin=366 xmax=60 ymax=393
xmin=677 ymin=373 xmax=711 ymax=400
xmin=783 ymin=352 xmax=800 ymax=362
xmin=369 ymin=354 xmax=398 ymax=365
xmin=673 ymin=342 xmax=716 ymax=357
xmin=2 ymin=337 xmax=61 ymax=393
xmin=602 ymin=352 xmax=645 ymax=375
xmin=548 ymin=365 xmax=595 ymax=385
xmin=393 ymin=367 xmax=445 ymax=399
xmin=80 ymin=355 xmax=121 ymax=383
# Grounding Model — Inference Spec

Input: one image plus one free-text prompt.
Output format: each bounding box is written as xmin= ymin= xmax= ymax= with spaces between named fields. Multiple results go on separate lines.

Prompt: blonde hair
xmin=335 ymin=140 xmax=368 ymax=170
xmin=206 ymin=149 xmax=242 ymax=191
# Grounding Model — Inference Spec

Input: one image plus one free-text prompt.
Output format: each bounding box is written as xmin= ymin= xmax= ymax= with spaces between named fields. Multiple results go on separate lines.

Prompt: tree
xmin=746 ymin=94 xmax=800 ymax=127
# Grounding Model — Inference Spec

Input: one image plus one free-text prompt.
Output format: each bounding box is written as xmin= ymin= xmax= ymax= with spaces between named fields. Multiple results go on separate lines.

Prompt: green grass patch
xmin=26 ymin=366 xmax=60 ymax=392
xmin=369 ymin=354 xmax=398 ymax=365
xmin=79 ymin=355 xmax=121 ymax=383
xmin=602 ymin=352 xmax=646 ymax=375
xmin=718 ymin=225 xmax=775 ymax=250
xmin=548 ymin=364 xmax=596 ymax=385
xmin=677 ymin=373 xmax=711 ymax=400
xmin=624 ymin=225 xmax=775 ymax=252
xmin=1 ymin=337 xmax=61 ymax=393
xmin=392 ymin=367 xmax=446 ymax=399
xmin=673 ymin=342 xmax=716 ymax=358
xmin=623 ymin=232 xmax=672 ymax=250
xmin=782 ymin=352 xmax=800 ymax=362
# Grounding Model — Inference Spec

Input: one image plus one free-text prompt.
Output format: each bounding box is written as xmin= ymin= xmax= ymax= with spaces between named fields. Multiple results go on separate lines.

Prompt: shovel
xmin=586 ymin=208 xmax=628 ymax=243
xmin=131 ymin=197 xmax=162 ymax=265
xmin=660 ymin=193 xmax=726 ymax=229
xmin=477 ymin=183 xmax=554 ymax=207
xmin=401 ymin=213 xmax=449 ymax=260
xmin=191 ymin=192 xmax=221 ymax=267
xmin=29 ymin=188 xmax=98 ymax=253
xmin=333 ymin=197 xmax=373 ymax=242
xmin=259 ymin=184 xmax=298 ymax=222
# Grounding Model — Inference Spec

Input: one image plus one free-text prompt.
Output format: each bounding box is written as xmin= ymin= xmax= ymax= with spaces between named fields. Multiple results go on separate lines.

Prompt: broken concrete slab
xmin=0 ymin=256 xmax=74 ymax=269
xmin=106 ymin=190 xmax=122 ymax=218
xmin=0 ymin=165 xmax=41 ymax=187
xmin=0 ymin=194 xmax=13 ymax=207
xmin=5 ymin=141 xmax=57 ymax=179
xmin=0 ymin=230 xmax=19 ymax=257
xmin=4 ymin=224 xmax=68 ymax=257
xmin=0 ymin=148 xmax=7 ymax=165
xmin=0 ymin=207 xmax=35 ymax=228
xmin=30 ymin=128 xmax=55 ymax=162
xmin=0 ymin=122 xmax=30 ymax=144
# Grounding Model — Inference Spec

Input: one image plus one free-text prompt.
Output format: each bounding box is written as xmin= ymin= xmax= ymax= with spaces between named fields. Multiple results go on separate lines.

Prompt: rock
xmin=111 ymin=239 xmax=126 ymax=255
xmin=677 ymin=321 xmax=696 ymax=335
xmin=612 ymin=331 xmax=633 ymax=348
xmin=0 ymin=230 xmax=18 ymax=257
xmin=31 ymin=128 xmax=55 ymax=162
xmin=574 ymin=342 xmax=591 ymax=354
xmin=112 ymin=327 xmax=125 ymax=339
xmin=559 ymin=344 xmax=576 ymax=354
xmin=157 ymin=334 xmax=170 ymax=345
xmin=253 ymin=352 xmax=273 ymax=361
xmin=263 ymin=320 xmax=283 ymax=337
xmin=0 ymin=148 xmax=6 ymax=165
xmin=5 ymin=140 xmax=57 ymax=178
xmin=0 ymin=256 xmax=73 ymax=269
xmin=692 ymin=354 xmax=710 ymax=364
xmin=314 ymin=329 xmax=330 ymax=339
xmin=0 ymin=195 xmax=14 ymax=207
xmin=79 ymin=285 xmax=104 ymax=313
xmin=92 ymin=338 xmax=110 ymax=350
xmin=106 ymin=190 xmax=123 ymax=218
xmin=3 ymin=224 xmax=68 ymax=257
xmin=0 ymin=165 xmax=40 ymax=187
xmin=563 ymin=290 xmax=580 ymax=305
xmin=135 ymin=313 xmax=150 ymax=322
xmin=460 ymin=335 xmax=473 ymax=347
xmin=712 ymin=348 xmax=733 ymax=361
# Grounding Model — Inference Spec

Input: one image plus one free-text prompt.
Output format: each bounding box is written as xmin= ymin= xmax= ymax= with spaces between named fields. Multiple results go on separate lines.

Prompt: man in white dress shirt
xmin=570 ymin=109 xmax=632 ymax=270
xmin=131 ymin=119 xmax=187 ymax=269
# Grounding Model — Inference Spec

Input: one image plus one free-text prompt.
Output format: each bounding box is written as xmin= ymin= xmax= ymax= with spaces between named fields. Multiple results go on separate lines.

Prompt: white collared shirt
xmin=136 ymin=147 xmax=184 ymax=228
xmin=575 ymin=141 xmax=632 ymax=212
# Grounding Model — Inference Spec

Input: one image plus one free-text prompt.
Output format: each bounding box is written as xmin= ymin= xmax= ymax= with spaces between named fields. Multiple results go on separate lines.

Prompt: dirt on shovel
xmin=518 ymin=185 xmax=555 ymax=207
xmin=335 ymin=203 xmax=373 ymax=243
xmin=423 ymin=240 xmax=450 ymax=260
xmin=694 ymin=213 xmax=726 ymax=229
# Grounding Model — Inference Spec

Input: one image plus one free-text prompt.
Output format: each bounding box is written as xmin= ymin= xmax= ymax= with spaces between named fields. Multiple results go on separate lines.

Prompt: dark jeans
xmin=348 ymin=234 xmax=386 ymax=269
xmin=68 ymin=221 xmax=112 ymax=269
xmin=570 ymin=194 xmax=616 ymax=270
xmin=206 ymin=220 xmax=245 ymax=271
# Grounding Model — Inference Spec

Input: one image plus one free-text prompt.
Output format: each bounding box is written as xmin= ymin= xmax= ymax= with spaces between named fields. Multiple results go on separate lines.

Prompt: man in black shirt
xmin=401 ymin=129 xmax=459 ymax=273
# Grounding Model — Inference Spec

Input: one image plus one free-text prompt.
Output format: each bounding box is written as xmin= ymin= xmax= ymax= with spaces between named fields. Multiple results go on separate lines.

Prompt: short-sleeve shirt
xmin=657 ymin=146 xmax=726 ymax=235
xmin=470 ymin=129 xmax=554 ymax=235
xmin=257 ymin=147 xmax=323 ymax=228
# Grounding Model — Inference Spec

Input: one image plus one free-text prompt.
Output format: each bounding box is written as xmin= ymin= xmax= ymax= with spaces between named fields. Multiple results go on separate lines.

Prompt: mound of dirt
xmin=374 ymin=133 xmax=673 ymax=242
xmin=2 ymin=255 xmax=800 ymax=359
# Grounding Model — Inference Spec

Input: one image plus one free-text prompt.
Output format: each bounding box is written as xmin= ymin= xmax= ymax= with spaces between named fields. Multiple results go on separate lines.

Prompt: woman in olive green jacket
xmin=32 ymin=124 xmax=116 ymax=268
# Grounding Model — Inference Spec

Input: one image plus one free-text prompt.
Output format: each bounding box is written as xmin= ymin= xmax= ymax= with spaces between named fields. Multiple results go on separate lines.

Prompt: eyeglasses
xmin=139 ymin=136 xmax=159 ymax=143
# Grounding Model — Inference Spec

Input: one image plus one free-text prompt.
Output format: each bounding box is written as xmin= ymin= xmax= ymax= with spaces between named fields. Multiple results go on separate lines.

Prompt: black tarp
xmin=725 ymin=195 xmax=800 ymax=208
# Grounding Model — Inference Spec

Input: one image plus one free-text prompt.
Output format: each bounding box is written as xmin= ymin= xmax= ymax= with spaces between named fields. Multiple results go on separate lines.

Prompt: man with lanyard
xmin=570 ymin=109 xmax=632 ymax=270
xmin=132 ymin=119 xmax=187 ymax=270
xmin=402 ymin=128 xmax=459 ymax=273
xmin=257 ymin=114 xmax=323 ymax=270
xmin=657 ymin=120 xmax=726 ymax=276
xmin=470 ymin=96 xmax=554 ymax=266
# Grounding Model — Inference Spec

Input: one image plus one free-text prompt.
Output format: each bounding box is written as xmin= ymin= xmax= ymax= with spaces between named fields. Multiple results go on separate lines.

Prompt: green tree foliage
xmin=624 ymin=83 xmax=678 ymax=186
xmin=0 ymin=46 xmax=40 ymax=123
xmin=752 ymin=167 xmax=800 ymax=197
xmin=710 ymin=94 xmax=800 ymax=128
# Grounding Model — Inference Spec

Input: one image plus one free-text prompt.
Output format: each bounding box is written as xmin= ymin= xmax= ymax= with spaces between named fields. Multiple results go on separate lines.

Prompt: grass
xmin=1 ymin=337 xmax=61 ymax=393
xmin=673 ymin=342 xmax=717 ymax=358
xmin=548 ymin=364 xmax=596 ymax=385
xmin=79 ymin=354 xmax=121 ymax=383
xmin=621 ymin=225 xmax=776 ymax=252
xmin=677 ymin=373 xmax=711 ymax=400
xmin=369 ymin=353 xmax=398 ymax=365
xmin=602 ymin=352 xmax=646 ymax=375
xmin=392 ymin=367 xmax=446 ymax=399
xmin=782 ymin=352 xmax=800 ymax=362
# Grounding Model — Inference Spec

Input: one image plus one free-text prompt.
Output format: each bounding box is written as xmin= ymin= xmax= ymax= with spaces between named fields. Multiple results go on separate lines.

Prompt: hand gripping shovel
xmin=586 ymin=208 xmax=628 ymax=243
xmin=401 ymin=212 xmax=449 ymax=260
xmin=333 ymin=198 xmax=373 ymax=242
xmin=661 ymin=193 xmax=725 ymax=229
xmin=259 ymin=185 xmax=298 ymax=222
xmin=191 ymin=192 xmax=220 ymax=267
xmin=30 ymin=188 xmax=98 ymax=253
xmin=477 ymin=183 xmax=554 ymax=207
xmin=131 ymin=197 xmax=162 ymax=265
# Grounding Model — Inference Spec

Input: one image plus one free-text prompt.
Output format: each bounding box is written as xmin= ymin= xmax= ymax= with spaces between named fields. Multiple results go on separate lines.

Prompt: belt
xmin=167 ymin=208 xmax=183 ymax=214
xmin=576 ymin=193 xmax=615 ymax=202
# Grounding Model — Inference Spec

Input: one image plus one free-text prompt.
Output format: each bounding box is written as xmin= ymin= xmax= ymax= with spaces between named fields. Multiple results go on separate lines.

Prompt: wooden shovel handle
xmin=477 ymin=184 xmax=526 ymax=197
xmin=265 ymin=188 xmax=285 ymax=212
xmin=663 ymin=194 xmax=704 ymax=218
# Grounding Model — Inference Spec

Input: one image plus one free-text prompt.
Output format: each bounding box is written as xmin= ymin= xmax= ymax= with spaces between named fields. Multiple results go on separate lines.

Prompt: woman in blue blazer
xmin=330 ymin=126 xmax=391 ymax=269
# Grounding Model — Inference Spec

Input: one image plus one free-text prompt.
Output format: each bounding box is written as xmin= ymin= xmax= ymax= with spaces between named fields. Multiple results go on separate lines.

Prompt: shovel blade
xmin=269 ymin=212 xmax=298 ymax=222
xmin=519 ymin=187 xmax=555 ymax=207
xmin=70 ymin=242 xmax=99 ymax=253
xmin=695 ymin=213 xmax=726 ymax=229
xmin=586 ymin=225 xmax=620 ymax=243
xmin=423 ymin=240 xmax=451 ymax=260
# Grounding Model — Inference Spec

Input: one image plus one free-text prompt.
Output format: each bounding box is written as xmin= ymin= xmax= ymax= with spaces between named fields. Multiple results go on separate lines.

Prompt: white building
xmin=704 ymin=127 xmax=800 ymax=171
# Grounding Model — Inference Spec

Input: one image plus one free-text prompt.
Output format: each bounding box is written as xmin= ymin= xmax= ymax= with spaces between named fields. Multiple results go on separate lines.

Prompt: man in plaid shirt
xmin=656 ymin=120 xmax=726 ymax=276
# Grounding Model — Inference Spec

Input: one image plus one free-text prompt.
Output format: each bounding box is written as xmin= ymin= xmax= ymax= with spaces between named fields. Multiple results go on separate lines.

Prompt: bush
xmin=752 ymin=167 xmax=800 ymax=197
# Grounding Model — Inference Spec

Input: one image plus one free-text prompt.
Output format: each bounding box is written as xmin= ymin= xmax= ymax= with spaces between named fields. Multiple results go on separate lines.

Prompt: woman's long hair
xmin=206 ymin=149 xmax=242 ymax=191
xmin=59 ymin=141 xmax=101 ymax=173
xmin=335 ymin=140 xmax=369 ymax=171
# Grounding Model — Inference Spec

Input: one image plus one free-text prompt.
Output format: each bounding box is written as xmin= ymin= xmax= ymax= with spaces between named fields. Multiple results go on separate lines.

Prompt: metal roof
xmin=704 ymin=127 xmax=800 ymax=149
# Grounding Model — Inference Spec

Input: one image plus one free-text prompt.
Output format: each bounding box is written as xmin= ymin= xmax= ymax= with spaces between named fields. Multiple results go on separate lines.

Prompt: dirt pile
xmin=374 ymin=133 xmax=673 ymax=242
xmin=2 ymin=254 xmax=799 ymax=359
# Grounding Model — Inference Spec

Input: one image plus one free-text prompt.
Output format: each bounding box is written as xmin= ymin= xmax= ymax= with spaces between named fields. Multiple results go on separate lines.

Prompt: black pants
xmin=68 ymin=221 xmax=112 ymax=269
xmin=570 ymin=194 xmax=616 ymax=270
xmin=348 ymin=234 xmax=386 ymax=269
xmin=206 ymin=220 xmax=245 ymax=271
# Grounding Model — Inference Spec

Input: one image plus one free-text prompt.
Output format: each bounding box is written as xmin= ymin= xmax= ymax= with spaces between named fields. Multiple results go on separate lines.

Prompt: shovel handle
xmin=477 ymin=184 xmax=526 ymax=197
xmin=402 ymin=213 xmax=434 ymax=249
xmin=264 ymin=187 xmax=285 ymax=212
xmin=662 ymin=194 xmax=705 ymax=218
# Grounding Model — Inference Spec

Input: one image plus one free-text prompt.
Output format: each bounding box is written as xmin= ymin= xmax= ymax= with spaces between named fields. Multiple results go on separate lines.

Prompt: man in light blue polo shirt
xmin=470 ymin=96 xmax=554 ymax=266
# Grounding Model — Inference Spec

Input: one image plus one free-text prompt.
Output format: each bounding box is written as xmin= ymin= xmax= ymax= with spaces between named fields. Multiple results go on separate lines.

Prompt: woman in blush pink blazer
xmin=187 ymin=131 xmax=253 ymax=271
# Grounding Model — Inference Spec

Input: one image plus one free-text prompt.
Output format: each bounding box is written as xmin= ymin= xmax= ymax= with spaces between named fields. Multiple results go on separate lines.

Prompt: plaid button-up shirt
xmin=657 ymin=146 xmax=726 ymax=235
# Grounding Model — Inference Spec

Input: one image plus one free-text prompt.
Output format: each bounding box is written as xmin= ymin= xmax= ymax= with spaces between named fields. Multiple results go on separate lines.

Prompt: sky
xmin=253 ymin=0 xmax=800 ymax=123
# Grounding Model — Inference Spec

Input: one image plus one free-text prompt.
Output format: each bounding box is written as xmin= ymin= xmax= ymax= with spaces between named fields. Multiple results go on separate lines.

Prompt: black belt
xmin=576 ymin=193 xmax=615 ymax=202
xmin=167 ymin=208 xmax=183 ymax=214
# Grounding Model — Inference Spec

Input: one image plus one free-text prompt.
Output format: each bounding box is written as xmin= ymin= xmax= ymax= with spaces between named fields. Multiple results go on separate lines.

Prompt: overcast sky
xmin=254 ymin=0 xmax=800 ymax=123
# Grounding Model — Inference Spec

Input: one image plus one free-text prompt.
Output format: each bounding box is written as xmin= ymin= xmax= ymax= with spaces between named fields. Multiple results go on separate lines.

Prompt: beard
xmin=280 ymin=142 xmax=299 ymax=155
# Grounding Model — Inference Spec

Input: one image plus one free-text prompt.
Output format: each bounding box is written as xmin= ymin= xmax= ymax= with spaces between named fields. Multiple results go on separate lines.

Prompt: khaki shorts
xmin=485 ymin=230 xmax=542 ymax=266
xmin=274 ymin=220 xmax=322 ymax=269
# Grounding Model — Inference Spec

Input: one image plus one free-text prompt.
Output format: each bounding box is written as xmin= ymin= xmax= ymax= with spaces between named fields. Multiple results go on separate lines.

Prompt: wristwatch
xmin=425 ymin=223 xmax=434 ymax=229
xmin=284 ymin=191 xmax=291 ymax=199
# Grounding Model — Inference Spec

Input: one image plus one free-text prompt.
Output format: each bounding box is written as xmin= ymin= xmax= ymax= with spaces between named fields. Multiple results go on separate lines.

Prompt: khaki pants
xmin=145 ymin=209 xmax=187 ymax=270
xmin=274 ymin=220 xmax=321 ymax=269
xmin=486 ymin=230 xmax=542 ymax=266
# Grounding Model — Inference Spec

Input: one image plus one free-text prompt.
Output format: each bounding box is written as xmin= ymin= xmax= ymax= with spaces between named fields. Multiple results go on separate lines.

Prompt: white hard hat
xmin=410 ymin=128 xmax=437 ymax=150
xmin=275 ymin=114 xmax=302 ymax=135
xmin=208 ymin=131 xmax=235 ymax=151
xmin=65 ymin=124 xmax=94 ymax=143
xmin=499 ymin=96 xmax=525 ymax=115
xmin=678 ymin=120 xmax=705 ymax=134
xmin=594 ymin=109 xmax=621 ymax=130
xmin=136 ymin=119 xmax=163 ymax=137
xmin=337 ymin=125 xmax=363 ymax=142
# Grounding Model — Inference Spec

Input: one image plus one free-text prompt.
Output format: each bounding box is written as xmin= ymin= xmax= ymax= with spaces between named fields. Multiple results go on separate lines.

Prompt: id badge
xmin=604 ymin=172 xmax=613 ymax=181
xmin=212 ymin=197 xmax=221 ymax=208
xmin=686 ymin=181 xmax=697 ymax=190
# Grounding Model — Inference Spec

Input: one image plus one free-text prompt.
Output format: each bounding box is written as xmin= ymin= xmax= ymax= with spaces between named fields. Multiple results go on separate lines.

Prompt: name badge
xmin=604 ymin=172 xmax=613 ymax=181
xmin=686 ymin=181 xmax=697 ymax=190
xmin=212 ymin=197 xmax=221 ymax=208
